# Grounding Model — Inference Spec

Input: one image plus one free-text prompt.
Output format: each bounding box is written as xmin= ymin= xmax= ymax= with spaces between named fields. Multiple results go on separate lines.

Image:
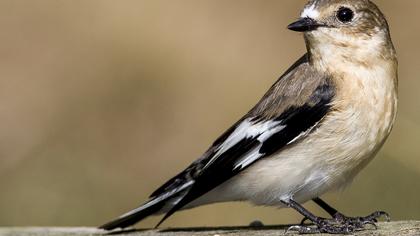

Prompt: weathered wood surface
xmin=1 ymin=221 xmax=420 ymax=236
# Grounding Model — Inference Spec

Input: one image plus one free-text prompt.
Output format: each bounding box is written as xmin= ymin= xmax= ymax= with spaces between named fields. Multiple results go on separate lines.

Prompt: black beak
xmin=287 ymin=17 xmax=322 ymax=32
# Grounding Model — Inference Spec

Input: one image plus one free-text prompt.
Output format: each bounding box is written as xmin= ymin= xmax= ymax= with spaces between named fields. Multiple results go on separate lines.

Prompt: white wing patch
xmin=233 ymin=120 xmax=285 ymax=169
xmin=203 ymin=118 xmax=285 ymax=169
xmin=216 ymin=118 xmax=283 ymax=155
xmin=301 ymin=3 xmax=319 ymax=19
xmin=203 ymin=118 xmax=285 ymax=170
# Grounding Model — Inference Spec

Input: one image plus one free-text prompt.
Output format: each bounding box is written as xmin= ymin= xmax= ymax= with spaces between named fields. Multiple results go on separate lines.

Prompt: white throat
xmin=307 ymin=29 xmax=390 ymax=74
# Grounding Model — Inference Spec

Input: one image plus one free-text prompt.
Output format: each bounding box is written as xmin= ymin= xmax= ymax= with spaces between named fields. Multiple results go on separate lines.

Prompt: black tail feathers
xmin=100 ymin=176 xmax=194 ymax=230
xmin=99 ymin=199 xmax=165 ymax=230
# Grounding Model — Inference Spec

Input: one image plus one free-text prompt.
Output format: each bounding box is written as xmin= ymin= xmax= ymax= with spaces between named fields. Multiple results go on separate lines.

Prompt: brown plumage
xmin=248 ymin=54 xmax=334 ymax=120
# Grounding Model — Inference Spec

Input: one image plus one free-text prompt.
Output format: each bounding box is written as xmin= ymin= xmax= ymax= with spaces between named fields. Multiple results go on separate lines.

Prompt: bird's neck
xmin=305 ymin=32 xmax=398 ymax=108
xmin=305 ymin=31 xmax=397 ymax=77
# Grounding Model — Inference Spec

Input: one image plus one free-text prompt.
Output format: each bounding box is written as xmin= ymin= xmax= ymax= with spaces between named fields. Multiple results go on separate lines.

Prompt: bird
xmin=100 ymin=0 xmax=398 ymax=234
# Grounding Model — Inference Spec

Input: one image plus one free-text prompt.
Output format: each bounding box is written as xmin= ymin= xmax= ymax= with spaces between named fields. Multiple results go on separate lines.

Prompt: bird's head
xmin=289 ymin=0 xmax=396 ymax=72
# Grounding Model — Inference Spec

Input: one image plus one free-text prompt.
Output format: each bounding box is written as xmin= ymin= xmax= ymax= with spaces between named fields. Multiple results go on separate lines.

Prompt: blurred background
xmin=0 ymin=0 xmax=418 ymax=228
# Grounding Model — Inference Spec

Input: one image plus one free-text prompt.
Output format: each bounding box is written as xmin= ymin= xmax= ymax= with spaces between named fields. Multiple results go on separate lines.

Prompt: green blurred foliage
xmin=0 ymin=0 xmax=418 ymax=228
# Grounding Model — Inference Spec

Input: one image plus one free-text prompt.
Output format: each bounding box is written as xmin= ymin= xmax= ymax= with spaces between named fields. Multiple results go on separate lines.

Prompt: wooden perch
xmin=1 ymin=221 xmax=420 ymax=236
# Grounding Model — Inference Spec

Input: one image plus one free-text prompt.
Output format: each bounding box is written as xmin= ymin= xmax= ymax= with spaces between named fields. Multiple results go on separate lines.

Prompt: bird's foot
xmin=287 ymin=219 xmax=370 ymax=234
xmin=332 ymin=211 xmax=390 ymax=229
xmin=300 ymin=211 xmax=390 ymax=225
xmin=289 ymin=212 xmax=389 ymax=235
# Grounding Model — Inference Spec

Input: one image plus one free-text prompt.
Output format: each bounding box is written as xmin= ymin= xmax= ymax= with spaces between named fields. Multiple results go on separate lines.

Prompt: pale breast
xmin=290 ymin=62 xmax=399 ymax=193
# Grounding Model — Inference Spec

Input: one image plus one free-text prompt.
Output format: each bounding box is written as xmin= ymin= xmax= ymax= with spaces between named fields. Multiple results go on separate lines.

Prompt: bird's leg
xmin=299 ymin=197 xmax=338 ymax=225
xmin=283 ymin=199 xmax=377 ymax=234
xmin=313 ymin=198 xmax=338 ymax=217
xmin=302 ymin=197 xmax=391 ymax=229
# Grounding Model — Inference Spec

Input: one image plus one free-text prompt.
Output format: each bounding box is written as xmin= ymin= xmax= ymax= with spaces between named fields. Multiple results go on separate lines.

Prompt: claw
xmin=372 ymin=211 xmax=391 ymax=222
xmin=360 ymin=211 xmax=391 ymax=224
xmin=362 ymin=221 xmax=378 ymax=230
xmin=285 ymin=225 xmax=301 ymax=234
xmin=285 ymin=225 xmax=317 ymax=234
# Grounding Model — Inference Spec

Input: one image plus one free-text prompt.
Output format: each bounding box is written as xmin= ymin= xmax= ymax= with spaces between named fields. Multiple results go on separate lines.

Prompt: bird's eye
xmin=337 ymin=7 xmax=354 ymax=23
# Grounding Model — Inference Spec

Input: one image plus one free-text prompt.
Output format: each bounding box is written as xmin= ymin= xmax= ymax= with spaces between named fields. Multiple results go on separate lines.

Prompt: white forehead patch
xmin=301 ymin=3 xmax=320 ymax=19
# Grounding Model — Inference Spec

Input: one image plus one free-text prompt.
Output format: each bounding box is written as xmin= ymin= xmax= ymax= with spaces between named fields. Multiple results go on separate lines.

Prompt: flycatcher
xmin=100 ymin=0 xmax=398 ymax=234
